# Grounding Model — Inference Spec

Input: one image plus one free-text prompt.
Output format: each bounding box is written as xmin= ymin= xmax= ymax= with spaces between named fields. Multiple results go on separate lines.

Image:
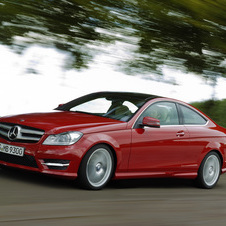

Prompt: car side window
xmin=138 ymin=102 xmax=180 ymax=126
xmin=179 ymin=104 xmax=207 ymax=125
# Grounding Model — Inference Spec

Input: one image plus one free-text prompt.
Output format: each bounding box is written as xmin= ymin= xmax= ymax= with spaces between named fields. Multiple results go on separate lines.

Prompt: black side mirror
xmin=141 ymin=117 xmax=160 ymax=128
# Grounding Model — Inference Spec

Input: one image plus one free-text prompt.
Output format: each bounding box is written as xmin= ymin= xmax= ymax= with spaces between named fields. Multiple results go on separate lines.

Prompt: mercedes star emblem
xmin=8 ymin=126 xmax=20 ymax=140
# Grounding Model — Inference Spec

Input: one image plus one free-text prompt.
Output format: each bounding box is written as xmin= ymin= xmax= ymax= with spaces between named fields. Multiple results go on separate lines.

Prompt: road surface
xmin=1 ymin=167 xmax=226 ymax=226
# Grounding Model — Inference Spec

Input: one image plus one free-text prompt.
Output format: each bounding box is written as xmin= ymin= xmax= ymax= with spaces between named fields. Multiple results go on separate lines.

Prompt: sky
xmin=1 ymin=43 xmax=226 ymax=117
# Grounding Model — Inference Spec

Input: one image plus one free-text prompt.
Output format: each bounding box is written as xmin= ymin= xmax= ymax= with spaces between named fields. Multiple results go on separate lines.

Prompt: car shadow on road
xmin=0 ymin=165 xmax=196 ymax=190
xmin=0 ymin=166 xmax=77 ymax=189
xmin=108 ymin=178 xmax=196 ymax=189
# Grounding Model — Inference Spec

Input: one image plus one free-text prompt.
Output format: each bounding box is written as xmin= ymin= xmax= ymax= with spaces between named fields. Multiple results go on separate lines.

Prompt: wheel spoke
xmin=86 ymin=148 xmax=112 ymax=188
xmin=203 ymin=154 xmax=220 ymax=187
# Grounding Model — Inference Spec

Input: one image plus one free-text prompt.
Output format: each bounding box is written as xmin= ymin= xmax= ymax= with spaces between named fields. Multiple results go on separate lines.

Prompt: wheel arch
xmin=200 ymin=149 xmax=223 ymax=169
xmin=78 ymin=142 xmax=118 ymax=176
xmin=198 ymin=140 xmax=225 ymax=169
xmin=78 ymin=131 xmax=130 ymax=174
xmin=94 ymin=142 xmax=118 ymax=174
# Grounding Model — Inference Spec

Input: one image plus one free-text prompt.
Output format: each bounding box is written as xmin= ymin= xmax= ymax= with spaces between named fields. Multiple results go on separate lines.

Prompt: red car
xmin=0 ymin=92 xmax=226 ymax=190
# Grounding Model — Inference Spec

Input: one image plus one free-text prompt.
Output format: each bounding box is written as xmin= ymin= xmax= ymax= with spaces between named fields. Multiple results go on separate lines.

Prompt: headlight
xmin=43 ymin=131 xmax=83 ymax=145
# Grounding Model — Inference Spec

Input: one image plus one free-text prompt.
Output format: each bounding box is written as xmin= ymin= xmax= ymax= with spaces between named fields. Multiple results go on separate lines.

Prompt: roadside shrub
xmin=192 ymin=99 xmax=226 ymax=128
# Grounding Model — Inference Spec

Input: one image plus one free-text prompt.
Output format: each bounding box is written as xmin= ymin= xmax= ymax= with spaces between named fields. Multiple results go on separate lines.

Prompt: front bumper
xmin=0 ymin=138 xmax=83 ymax=179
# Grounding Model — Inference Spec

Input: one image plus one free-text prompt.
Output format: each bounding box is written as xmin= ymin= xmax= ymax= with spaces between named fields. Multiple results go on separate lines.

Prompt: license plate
xmin=0 ymin=142 xmax=25 ymax=157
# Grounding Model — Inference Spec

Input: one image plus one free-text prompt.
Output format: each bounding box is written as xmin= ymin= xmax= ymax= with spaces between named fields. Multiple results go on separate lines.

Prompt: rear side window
xmin=179 ymin=104 xmax=207 ymax=125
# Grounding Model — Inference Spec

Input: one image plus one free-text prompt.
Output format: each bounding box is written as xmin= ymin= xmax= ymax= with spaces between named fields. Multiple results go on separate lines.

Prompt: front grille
xmin=0 ymin=122 xmax=44 ymax=143
xmin=0 ymin=152 xmax=38 ymax=168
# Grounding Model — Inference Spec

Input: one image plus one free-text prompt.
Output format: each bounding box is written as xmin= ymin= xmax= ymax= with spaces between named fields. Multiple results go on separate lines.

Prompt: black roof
xmin=89 ymin=91 xmax=160 ymax=100
xmin=56 ymin=91 xmax=161 ymax=111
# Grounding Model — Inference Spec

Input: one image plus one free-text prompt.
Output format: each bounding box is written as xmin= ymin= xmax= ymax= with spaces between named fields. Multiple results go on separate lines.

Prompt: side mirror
xmin=141 ymin=117 xmax=160 ymax=128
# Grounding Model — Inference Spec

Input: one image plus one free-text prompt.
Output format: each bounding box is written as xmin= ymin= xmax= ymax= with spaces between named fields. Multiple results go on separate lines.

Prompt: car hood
xmin=0 ymin=111 xmax=127 ymax=134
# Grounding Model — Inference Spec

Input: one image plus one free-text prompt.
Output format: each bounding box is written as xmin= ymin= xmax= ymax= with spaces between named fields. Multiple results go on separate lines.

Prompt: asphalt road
xmin=1 ymin=167 xmax=226 ymax=226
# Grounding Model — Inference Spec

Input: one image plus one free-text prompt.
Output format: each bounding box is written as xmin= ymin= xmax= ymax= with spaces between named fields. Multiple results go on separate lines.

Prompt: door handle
xmin=176 ymin=131 xmax=185 ymax=137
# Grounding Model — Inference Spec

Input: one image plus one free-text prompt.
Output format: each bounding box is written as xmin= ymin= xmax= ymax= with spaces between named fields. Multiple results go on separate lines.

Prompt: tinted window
xmin=70 ymin=98 xmax=139 ymax=121
xmin=58 ymin=92 xmax=158 ymax=122
xmin=180 ymin=104 xmax=207 ymax=125
xmin=137 ymin=102 xmax=179 ymax=126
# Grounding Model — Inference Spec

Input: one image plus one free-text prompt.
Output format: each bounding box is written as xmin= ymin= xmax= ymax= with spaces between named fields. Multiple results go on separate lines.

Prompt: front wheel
xmin=78 ymin=144 xmax=114 ymax=190
xmin=196 ymin=152 xmax=221 ymax=189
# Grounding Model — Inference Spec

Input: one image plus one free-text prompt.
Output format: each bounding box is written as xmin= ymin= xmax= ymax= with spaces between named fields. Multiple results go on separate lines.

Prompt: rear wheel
xmin=78 ymin=144 xmax=114 ymax=190
xmin=196 ymin=152 xmax=221 ymax=189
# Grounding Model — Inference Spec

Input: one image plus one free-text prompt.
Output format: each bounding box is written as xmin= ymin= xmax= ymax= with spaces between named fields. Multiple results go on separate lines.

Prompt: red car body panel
xmin=1 ymin=111 xmax=126 ymax=134
xmin=0 ymin=111 xmax=129 ymax=178
xmin=0 ymin=94 xmax=226 ymax=185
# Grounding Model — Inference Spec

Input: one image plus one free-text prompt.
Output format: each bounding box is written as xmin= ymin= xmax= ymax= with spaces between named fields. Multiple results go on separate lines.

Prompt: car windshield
xmin=56 ymin=92 xmax=158 ymax=122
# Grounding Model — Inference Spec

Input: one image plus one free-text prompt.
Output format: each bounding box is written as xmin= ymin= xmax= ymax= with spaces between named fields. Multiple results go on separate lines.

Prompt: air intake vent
xmin=0 ymin=122 xmax=45 ymax=143
xmin=0 ymin=152 xmax=38 ymax=168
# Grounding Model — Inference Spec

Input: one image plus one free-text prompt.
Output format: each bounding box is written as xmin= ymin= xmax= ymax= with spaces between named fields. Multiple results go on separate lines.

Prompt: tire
xmin=78 ymin=144 xmax=114 ymax=190
xmin=196 ymin=152 xmax=221 ymax=189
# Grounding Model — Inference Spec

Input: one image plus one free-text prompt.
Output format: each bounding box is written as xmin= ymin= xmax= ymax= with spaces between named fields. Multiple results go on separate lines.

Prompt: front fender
xmin=80 ymin=130 xmax=131 ymax=172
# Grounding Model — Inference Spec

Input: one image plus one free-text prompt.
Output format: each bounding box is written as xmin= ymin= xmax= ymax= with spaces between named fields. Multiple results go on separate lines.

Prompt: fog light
xmin=42 ymin=159 xmax=70 ymax=170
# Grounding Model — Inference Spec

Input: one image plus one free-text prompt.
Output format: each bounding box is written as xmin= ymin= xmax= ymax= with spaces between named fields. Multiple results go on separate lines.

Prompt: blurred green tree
xmin=192 ymin=99 xmax=226 ymax=128
xmin=0 ymin=0 xmax=225 ymax=82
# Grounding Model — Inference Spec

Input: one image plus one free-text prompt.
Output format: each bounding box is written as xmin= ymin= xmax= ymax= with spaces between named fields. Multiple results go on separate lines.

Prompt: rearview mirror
xmin=141 ymin=117 xmax=160 ymax=128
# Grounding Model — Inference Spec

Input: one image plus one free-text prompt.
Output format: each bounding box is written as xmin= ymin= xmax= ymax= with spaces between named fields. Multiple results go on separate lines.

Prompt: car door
xmin=128 ymin=101 xmax=190 ymax=172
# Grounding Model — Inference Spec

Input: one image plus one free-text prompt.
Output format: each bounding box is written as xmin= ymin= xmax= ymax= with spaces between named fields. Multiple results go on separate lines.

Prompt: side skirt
xmin=114 ymin=171 xmax=198 ymax=180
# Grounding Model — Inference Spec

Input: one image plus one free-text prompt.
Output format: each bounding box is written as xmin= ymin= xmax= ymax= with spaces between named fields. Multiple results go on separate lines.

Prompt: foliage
xmin=192 ymin=99 xmax=226 ymax=128
xmin=0 ymin=0 xmax=225 ymax=80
